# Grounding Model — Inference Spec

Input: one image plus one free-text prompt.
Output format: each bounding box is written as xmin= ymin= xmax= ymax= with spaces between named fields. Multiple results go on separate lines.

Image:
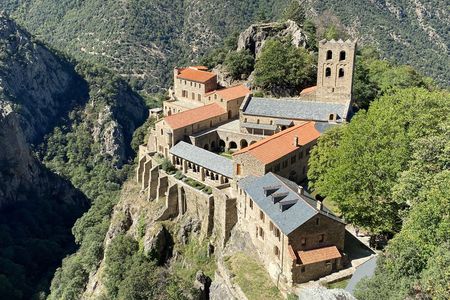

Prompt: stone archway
xmin=250 ymin=141 xmax=257 ymax=145
xmin=203 ymin=144 xmax=209 ymax=150
xmin=229 ymin=141 xmax=237 ymax=150
xmin=219 ymin=140 xmax=226 ymax=151
xmin=240 ymin=139 xmax=248 ymax=149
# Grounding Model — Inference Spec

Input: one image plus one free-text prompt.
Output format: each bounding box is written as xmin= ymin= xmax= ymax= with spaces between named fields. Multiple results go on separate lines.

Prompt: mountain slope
xmin=3 ymin=0 xmax=447 ymax=89
xmin=6 ymin=0 xmax=288 ymax=91
xmin=0 ymin=14 xmax=90 ymax=299
xmin=304 ymin=0 xmax=449 ymax=86
xmin=0 ymin=13 xmax=148 ymax=299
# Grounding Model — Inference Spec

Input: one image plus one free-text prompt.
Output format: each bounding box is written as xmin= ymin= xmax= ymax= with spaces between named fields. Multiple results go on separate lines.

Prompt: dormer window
xmin=326 ymin=50 xmax=333 ymax=60
xmin=279 ymin=199 xmax=298 ymax=212
xmin=264 ymin=185 xmax=281 ymax=197
xmin=271 ymin=192 xmax=288 ymax=204
xmin=329 ymin=114 xmax=335 ymax=121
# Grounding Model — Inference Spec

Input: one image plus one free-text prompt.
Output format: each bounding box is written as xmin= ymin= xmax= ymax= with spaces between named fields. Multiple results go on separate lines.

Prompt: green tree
xmin=355 ymin=171 xmax=450 ymax=299
xmin=104 ymin=235 xmax=139 ymax=298
xmin=254 ymin=39 xmax=314 ymax=95
xmin=308 ymin=88 xmax=450 ymax=234
xmin=282 ymin=1 xmax=306 ymax=25
xmin=224 ymin=50 xmax=255 ymax=79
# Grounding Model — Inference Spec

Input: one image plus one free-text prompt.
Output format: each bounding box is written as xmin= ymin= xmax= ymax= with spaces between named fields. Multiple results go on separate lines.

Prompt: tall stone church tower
xmin=315 ymin=39 xmax=357 ymax=104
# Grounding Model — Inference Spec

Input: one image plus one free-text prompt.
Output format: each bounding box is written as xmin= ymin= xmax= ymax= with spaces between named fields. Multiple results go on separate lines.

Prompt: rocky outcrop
xmin=144 ymin=224 xmax=174 ymax=264
xmin=0 ymin=74 xmax=87 ymax=209
xmin=237 ymin=20 xmax=308 ymax=57
xmin=194 ymin=270 xmax=212 ymax=300
xmin=297 ymin=286 xmax=356 ymax=300
xmin=0 ymin=12 xmax=88 ymax=144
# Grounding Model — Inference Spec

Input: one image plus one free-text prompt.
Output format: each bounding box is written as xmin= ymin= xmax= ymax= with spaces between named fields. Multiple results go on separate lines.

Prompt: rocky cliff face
xmin=237 ymin=20 xmax=308 ymax=57
xmin=0 ymin=13 xmax=87 ymax=208
xmin=0 ymin=13 xmax=88 ymax=144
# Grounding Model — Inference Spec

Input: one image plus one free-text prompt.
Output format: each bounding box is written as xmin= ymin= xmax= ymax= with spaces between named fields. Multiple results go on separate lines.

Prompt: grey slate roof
xmin=242 ymin=96 xmax=350 ymax=122
xmin=238 ymin=173 xmax=343 ymax=235
xmin=241 ymin=122 xmax=277 ymax=131
xmin=346 ymin=256 xmax=378 ymax=294
xmin=314 ymin=122 xmax=337 ymax=133
xmin=170 ymin=141 xmax=233 ymax=178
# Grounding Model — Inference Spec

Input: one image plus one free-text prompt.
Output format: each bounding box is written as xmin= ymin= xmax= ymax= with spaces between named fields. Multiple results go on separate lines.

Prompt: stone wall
xmin=212 ymin=184 xmax=238 ymax=248
xmin=167 ymin=175 xmax=215 ymax=237
xmin=289 ymin=214 xmax=345 ymax=252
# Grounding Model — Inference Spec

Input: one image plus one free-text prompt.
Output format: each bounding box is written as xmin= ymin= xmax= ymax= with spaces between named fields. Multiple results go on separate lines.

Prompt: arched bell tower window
xmin=325 ymin=67 xmax=331 ymax=77
xmin=340 ymin=51 xmax=346 ymax=61
xmin=326 ymin=50 xmax=333 ymax=60
xmin=338 ymin=68 xmax=345 ymax=78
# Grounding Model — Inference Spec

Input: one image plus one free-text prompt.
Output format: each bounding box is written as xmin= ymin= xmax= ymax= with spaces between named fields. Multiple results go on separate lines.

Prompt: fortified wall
xmin=136 ymin=148 xmax=237 ymax=248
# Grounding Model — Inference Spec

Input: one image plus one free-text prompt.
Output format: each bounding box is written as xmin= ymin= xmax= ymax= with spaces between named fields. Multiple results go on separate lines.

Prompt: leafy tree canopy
xmin=254 ymin=38 xmax=315 ymax=95
xmin=308 ymin=87 xmax=450 ymax=234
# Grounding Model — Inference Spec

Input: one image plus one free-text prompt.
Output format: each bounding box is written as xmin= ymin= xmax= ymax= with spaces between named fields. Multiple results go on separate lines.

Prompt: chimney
xmin=294 ymin=135 xmax=299 ymax=147
xmin=316 ymin=199 xmax=323 ymax=211
xmin=297 ymin=186 xmax=304 ymax=195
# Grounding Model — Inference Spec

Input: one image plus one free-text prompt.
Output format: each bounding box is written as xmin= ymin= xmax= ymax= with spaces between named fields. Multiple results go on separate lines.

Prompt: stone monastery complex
xmin=137 ymin=39 xmax=357 ymax=289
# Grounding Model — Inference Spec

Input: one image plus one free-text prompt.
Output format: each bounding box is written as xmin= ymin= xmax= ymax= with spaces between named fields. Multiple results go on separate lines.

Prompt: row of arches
xmin=326 ymin=50 xmax=346 ymax=61
xmin=202 ymin=139 xmax=255 ymax=152
xmin=325 ymin=67 xmax=345 ymax=78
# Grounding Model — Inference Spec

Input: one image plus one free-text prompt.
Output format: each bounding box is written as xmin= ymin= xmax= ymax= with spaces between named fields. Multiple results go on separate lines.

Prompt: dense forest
xmin=1 ymin=0 xmax=448 ymax=91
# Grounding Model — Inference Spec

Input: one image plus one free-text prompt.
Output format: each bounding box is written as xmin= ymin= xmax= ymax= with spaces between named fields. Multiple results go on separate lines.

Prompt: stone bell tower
xmin=315 ymin=39 xmax=357 ymax=104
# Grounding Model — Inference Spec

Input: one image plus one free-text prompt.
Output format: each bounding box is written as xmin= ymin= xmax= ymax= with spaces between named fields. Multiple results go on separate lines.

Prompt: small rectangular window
xmin=269 ymin=221 xmax=274 ymax=231
xmin=319 ymin=234 xmax=325 ymax=243
xmin=301 ymin=237 xmax=306 ymax=246
xmin=259 ymin=210 xmax=265 ymax=222
xmin=249 ymin=199 xmax=253 ymax=209
xmin=301 ymin=266 xmax=306 ymax=273
xmin=291 ymin=155 xmax=296 ymax=164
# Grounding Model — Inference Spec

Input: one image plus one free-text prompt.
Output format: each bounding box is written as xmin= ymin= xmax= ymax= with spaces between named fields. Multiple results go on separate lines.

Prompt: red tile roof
xmin=300 ymin=86 xmax=317 ymax=95
xmin=298 ymin=246 xmax=342 ymax=265
xmin=215 ymin=85 xmax=251 ymax=101
xmin=164 ymin=103 xmax=227 ymax=130
xmin=233 ymin=122 xmax=321 ymax=164
xmin=177 ymin=68 xmax=216 ymax=83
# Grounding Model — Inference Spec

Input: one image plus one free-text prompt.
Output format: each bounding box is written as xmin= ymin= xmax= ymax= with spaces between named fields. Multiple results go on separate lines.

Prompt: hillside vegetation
xmin=2 ymin=0 xmax=448 ymax=91
xmin=4 ymin=0 xmax=290 ymax=92
xmin=304 ymin=0 xmax=449 ymax=86
xmin=309 ymin=88 xmax=449 ymax=298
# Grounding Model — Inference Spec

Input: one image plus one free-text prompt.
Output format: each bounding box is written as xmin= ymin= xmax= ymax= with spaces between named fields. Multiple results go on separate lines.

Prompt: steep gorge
xmin=0 ymin=13 xmax=148 ymax=299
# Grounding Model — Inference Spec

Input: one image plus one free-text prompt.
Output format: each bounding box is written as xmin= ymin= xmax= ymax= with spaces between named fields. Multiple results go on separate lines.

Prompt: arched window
xmin=256 ymin=119 xmax=260 ymax=124
xmin=274 ymin=246 xmax=280 ymax=258
xmin=325 ymin=67 xmax=331 ymax=77
xmin=339 ymin=68 xmax=345 ymax=78
xmin=340 ymin=51 xmax=346 ymax=61
xmin=326 ymin=50 xmax=333 ymax=60
xmin=160 ymin=129 xmax=163 ymax=135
